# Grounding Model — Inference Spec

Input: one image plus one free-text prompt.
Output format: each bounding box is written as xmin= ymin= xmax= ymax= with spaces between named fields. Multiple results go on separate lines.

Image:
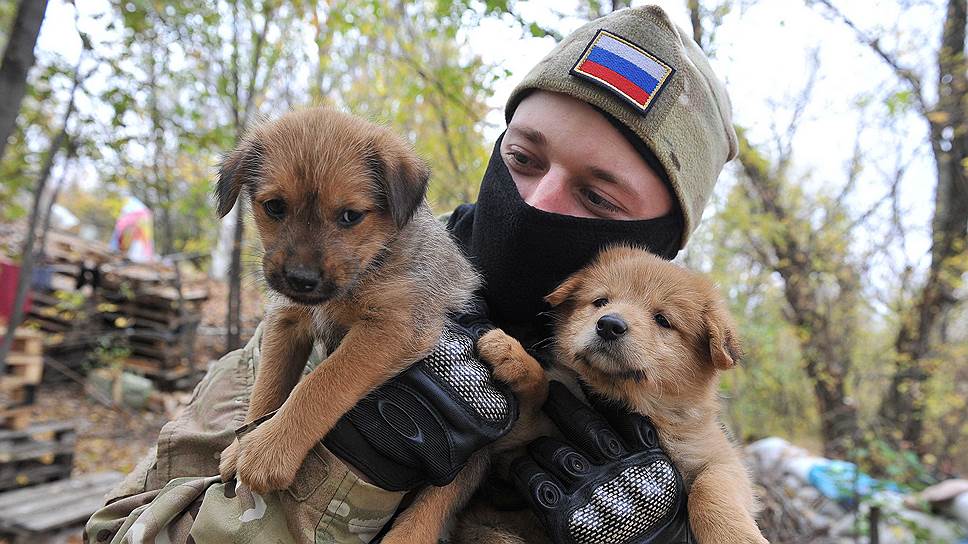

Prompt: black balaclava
xmin=449 ymin=133 xmax=683 ymax=344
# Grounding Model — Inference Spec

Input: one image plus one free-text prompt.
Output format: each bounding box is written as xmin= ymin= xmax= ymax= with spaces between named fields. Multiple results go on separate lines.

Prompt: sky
xmin=34 ymin=0 xmax=944 ymax=288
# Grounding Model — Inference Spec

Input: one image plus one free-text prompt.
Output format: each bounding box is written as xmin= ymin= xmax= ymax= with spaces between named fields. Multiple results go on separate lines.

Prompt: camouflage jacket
xmin=84 ymin=323 xmax=407 ymax=544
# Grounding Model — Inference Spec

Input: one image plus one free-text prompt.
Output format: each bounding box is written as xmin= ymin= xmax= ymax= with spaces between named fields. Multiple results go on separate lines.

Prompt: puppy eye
xmin=338 ymin=209 xmax=365 ymax=227
xmin=263 ymin=199 xmax=286 ymax=219
xmin=654 ymin=313 xmax=672 ymax=329
xmin=593 ymin=298 xmax=609 ymax=308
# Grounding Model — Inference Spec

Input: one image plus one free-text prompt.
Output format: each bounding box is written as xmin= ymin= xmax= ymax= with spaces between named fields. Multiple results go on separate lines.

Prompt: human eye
xmin=504 ymin=146 xmax=543 ymax=173
xmin=581 ymin=188 xmax=621 ymax=214
xmin=508 ymin=151 xmax=532 ymax=166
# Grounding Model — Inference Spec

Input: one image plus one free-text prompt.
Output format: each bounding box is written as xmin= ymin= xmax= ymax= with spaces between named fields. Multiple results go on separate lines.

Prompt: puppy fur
xmin=214 ymin=107 xmax=480 ymax=497
xmin=454 ymin=245 xmax=768 ymax=544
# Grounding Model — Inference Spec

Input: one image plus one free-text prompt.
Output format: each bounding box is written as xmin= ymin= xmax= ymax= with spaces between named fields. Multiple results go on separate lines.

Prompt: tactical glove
xmin=512 ymin=381 xmax=694 ymax=544
xmin=324 ymin=308 xmax=518 ymax=491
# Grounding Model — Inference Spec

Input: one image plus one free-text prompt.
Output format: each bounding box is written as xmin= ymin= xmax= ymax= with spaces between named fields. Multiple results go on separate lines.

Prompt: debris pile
xmin=748 ymin=437 xmax=968 ymax=543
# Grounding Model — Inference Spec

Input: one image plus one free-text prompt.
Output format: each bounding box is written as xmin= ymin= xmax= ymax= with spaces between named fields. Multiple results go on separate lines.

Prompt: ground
xmin=27 ymin=382 xmax=170 ymax=477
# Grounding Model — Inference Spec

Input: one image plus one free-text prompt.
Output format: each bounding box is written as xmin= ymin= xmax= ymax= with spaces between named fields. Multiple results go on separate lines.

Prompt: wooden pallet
xmin=0 ymin=329 xmax=42 ymax=358
xmin=1 ymin=328 xmax=44 ymax=428
xmin=0 ymin=471 xmax=122 ymax=542
xmin=123 ymin=358 xmax=200 ymax=390
xmin=1 ymin=353 xmax=43 ymax=385
xmin=0 ymin=406 xmax=31 ymax=431
xmin=0 ymin=421 xmax=76 ymax=491
xmin=0 ymin=376 xmax=35 ymax=408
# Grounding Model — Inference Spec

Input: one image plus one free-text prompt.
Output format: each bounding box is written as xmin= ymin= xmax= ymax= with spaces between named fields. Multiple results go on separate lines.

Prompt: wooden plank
xmin=14 ymin=492 xmax=109 ymax=533
xmin=0 ymin=381 xmax=35 ymax=409
xmin=123 ymin=359 xmax=191 ymax=379
xmin=0 ymin=471 xmax=120 ymax=511
xmin=0 ymin=463 xmax=73 ymax=491
xmin=0 ymin=328 xmax=43 ymax=358
xmin=0 ymin=485 xmax=106 ymax=521
xmin=2 ymin=354 xmax=43 ymax=384
xmin=0 ymin=441 xmax=75 ymax=463
xmin=0 ymin=421 xmax=75 ymax=442
xmin=0 ymin=408 xmax=32 ymax=431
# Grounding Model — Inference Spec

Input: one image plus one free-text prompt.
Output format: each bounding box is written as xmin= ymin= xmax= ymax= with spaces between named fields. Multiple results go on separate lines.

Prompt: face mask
xmin=450 ymin=134 xmax=683 ymax=342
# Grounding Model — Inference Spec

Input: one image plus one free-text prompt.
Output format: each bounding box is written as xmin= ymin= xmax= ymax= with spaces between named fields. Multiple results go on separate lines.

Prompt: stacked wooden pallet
xmin=0 ymin=421 xmax=75 ymax=492
xmin=100 ymin=262 xmax=208 ymax=389
xmin=26 ymin=230 xmax=114 ymax=380
xmin=0 ymin=328 xmax=44 ymax=430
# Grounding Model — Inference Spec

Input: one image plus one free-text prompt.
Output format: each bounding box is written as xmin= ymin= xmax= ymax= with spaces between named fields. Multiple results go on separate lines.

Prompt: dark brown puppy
xmin=453 ymin=245 xmax=768 ymax=544
xmin=215 ymin=107 xmax=479 ymax=495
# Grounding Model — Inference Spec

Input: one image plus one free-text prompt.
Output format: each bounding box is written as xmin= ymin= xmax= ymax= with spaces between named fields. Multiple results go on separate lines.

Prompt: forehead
xmin=508 ymin=91 xmax=634 ymax=156
xmin=251 ymin=126 xmax=376 ymax=208
xmin=585 ymin=254 xmax=706 ymax=309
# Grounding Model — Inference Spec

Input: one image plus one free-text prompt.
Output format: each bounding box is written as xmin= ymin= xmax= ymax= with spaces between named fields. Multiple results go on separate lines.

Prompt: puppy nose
xmin=284 ymin=267 xmax=320 ymax=293
xmin=596 ymin=314 xmax=628 ymax=341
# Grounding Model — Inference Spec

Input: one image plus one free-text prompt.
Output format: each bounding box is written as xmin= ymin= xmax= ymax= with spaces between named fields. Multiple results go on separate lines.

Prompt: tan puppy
xmin=454 ymin=245 xmax=768 ymax=544
xmin=214 ymin=107 xmax=480 ymax=494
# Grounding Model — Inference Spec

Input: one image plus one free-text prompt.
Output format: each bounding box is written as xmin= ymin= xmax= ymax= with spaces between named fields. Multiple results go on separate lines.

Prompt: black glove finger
xmin=526 ymin=436 xmax=594 ymax=491
xmin=584 ymin=388 xmax=661 ymax=452
xmin=451 ymin=299 xmax=495 ymax=340
xmin=544 ymin=380 xmax=628 ymax=463
xmin=510 ymin=456 xmax=566 ymax=513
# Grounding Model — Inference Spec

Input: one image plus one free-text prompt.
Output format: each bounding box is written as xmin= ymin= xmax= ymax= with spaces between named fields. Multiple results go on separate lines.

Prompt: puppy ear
xmin=545 ymin=274 xmax=583 ymax=308
xmin=366 ymin=140 xmax=430 ymax=228
xmin=215 ymin=139 xmax=263 ymax=218
xmin=704 ymin=301 xmax=742 ymax=370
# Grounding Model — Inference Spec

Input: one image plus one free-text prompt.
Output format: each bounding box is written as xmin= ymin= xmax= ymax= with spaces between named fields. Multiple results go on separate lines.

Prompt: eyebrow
xmin=508 ymin=126 xmax=547 ymax=146
xmin=589 ymin=165 xmax=627 ymax=187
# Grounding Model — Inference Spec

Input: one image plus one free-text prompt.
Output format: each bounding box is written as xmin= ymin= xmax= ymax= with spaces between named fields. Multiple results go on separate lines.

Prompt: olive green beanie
xmin=505 ymin=5 xmax=738 ymax=247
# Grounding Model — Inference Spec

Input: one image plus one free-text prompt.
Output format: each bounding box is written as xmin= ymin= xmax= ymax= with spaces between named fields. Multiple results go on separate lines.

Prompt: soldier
xmin=86 ymin=5 xmax=735 ymax=543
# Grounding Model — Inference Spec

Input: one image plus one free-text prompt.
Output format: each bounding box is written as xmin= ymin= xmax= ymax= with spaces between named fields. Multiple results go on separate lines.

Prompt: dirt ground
xmin=26 ymin=382 xmax=170 ymax=477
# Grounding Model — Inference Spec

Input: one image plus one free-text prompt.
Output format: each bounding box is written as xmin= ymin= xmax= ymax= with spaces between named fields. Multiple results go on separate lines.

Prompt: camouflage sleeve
xmin=85 ymin=323 xmax=406 ymax=544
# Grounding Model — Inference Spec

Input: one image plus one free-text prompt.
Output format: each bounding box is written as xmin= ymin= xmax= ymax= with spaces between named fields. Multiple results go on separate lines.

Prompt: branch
xmin=811 ymin=0 xmax=931 ymax=115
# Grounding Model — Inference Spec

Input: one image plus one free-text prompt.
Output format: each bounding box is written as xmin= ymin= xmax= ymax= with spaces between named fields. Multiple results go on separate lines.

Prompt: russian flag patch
xmin=571 ymin=30 xmax=674 ymax=114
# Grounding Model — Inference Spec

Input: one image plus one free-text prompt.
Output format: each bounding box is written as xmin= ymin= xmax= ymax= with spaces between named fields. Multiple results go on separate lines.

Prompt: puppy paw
xmin=380 ymin=514 xmax=438 ymax=544
xmin=477 ymin=329 xmax=547 ymax=401
xmin=219 ymin=439 xmax=240 ymax=482
xmin=234 ymin=419 xmax=306 ymax=494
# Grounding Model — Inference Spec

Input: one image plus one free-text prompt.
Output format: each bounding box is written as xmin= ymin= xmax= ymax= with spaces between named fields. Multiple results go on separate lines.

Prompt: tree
xmin=688 ymin=1 xmax=875 ymax=457
xmin=0 ymin=43 xmax=88 ymax=373
xmin=813 ymin=0 xmax=968 ymax=454
xmin=0 ymin=0 xmax=48 ymax=164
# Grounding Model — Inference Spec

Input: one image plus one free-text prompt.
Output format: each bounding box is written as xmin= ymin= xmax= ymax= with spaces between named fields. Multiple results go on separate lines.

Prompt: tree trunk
xmin=34 ymin=153 xmax=71 ymax=262
xmin=0 ymin=106 xmax=72 ymax=372
xmin=737 ymin=134 xmax=861 ymax=459
xmin=226 ymin=208 xmax=244 ymax=350
xmin=878 ymin=0 xmax=967 ymax=452
xmin=0 ymin=0 xmax=48 ymax=163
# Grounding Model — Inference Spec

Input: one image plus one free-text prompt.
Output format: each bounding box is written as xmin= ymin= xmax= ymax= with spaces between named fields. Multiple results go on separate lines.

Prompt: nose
xmin=284 ymin=266 xmax=320 ymax=293
xmin=596 ymin=314 xmax=628 ymax=341
xmin=522 ymin=167 xmax=581 ymax=216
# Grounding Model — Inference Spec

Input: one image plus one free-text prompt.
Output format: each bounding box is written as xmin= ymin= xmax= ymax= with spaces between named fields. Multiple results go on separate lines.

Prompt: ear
xmin=545 ymin=274 xmax=583 ymax=308
xmin=215 ymin=139 xmax=263 ymax=218
xmin=704 ymin=301 xmax=742 ymax=370
xmin=366 ymin=140 xmax=430 ymax=228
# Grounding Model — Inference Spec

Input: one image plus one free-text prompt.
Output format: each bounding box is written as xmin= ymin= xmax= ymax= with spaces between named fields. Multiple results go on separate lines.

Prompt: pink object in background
xmin=0 ymin=259 xmax=32 ymax=326
xmin=110 ymin=196 xmax=155 ymax=262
